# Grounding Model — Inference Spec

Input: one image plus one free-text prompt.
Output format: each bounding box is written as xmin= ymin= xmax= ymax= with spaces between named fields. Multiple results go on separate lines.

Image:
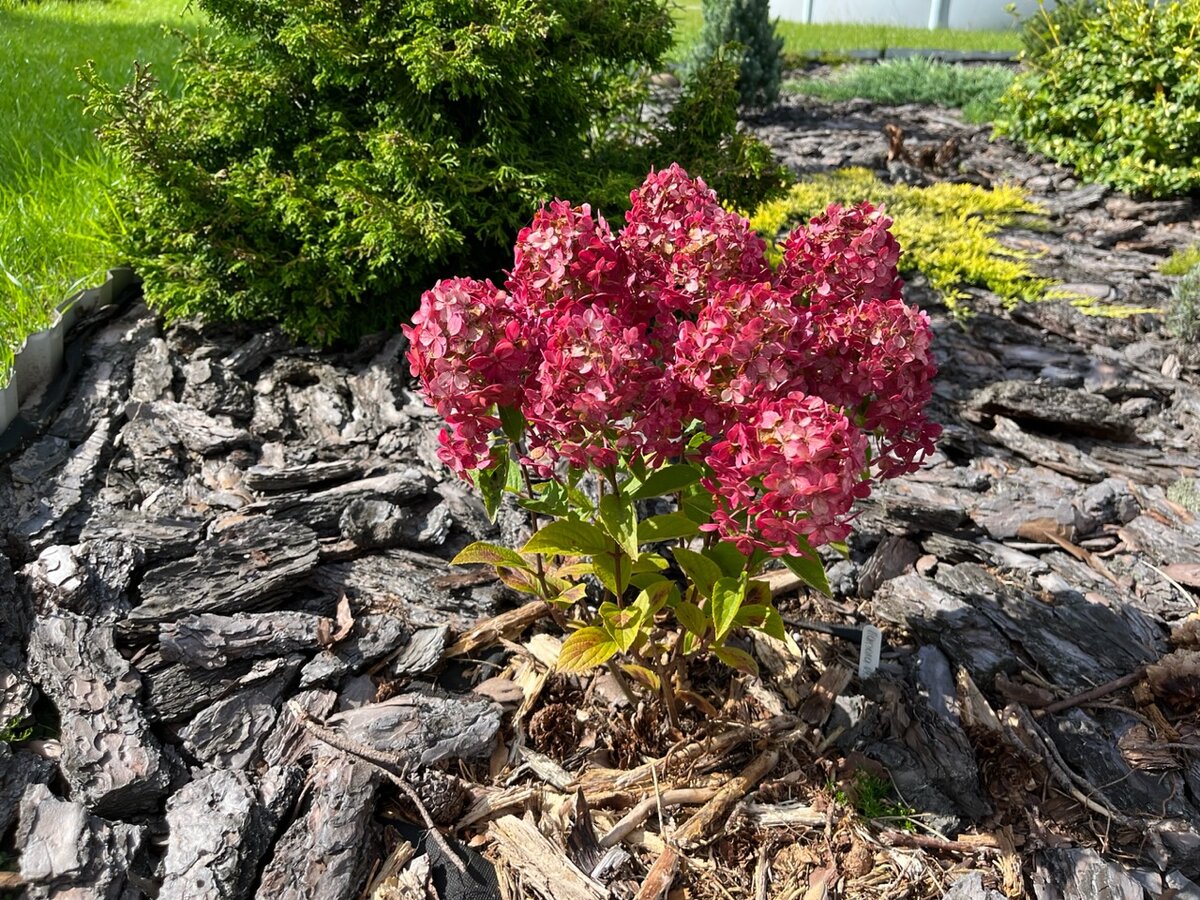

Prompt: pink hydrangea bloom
xmin=621 ymin=164 xmax=770 ymax=322
xmin=701 ymin=393 xmax=871 ymax=556
xmin=406 ymin=166 xmax=941 ymax=551
xmin=402 ymin=277 xmax=532 ymax=474
xmin=776 ymin=202 xmax=903 ymax=305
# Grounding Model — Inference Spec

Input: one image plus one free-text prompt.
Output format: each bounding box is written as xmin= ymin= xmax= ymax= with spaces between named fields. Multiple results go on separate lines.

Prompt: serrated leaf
xmin=599 ymin=493 xmax=639 ymax=560
xmin=496 ymin=567 xmax=540 ymax=595
xmin=710 ymin=574 xmax=747 ymax=643
xmin=620 ymin=663 xmax=661 ymax=691
xmin=504 ymin=455 xmax=524 ymax=493
xmin=451 ymin=541 xmax=531 ymax=570
xmin=682 ymin=630 xmax=699 ymax=655
xmin=631 ymin=553 xmax=669 ymax=573
xmin=782 ymin=552 xmax=831 ymax=597
xmin=523 ymin=520 xmax=610 ymax=557
xmin=708 ymin=542 xmax=748 ymax=578
xmin=673 ymin=547 xmax=723 ymax=598
xmin=733 ymin=603 xmax=769 ymax=629
xmin=548 ymin=582 xmax=588 ymax=610
xmin=759 ymin=605 xmax=788 ymax=641
xmin=675 ymin=601 xmax=708 ymax=638
xmin=630 ymin=464 xmax=702 ymax=499
xmin=679 ymin=482 xmax=716 ymax=524
xmin=519 ymin=480 xmax=569 ymax=518
xmin=558 ymin=626 xmax=620 ymax=672
xmin=712 ymin=645 xmax=760 ymax=676
xmin=474 ymin=463 xmax=505 ymax=522
xmin=639 ymin=513 xmax=700 ymax=544
xmin=593 ymin=551 xmax=631 ymax=597
xmin=498 ymin=405 xmax=526 ymax=443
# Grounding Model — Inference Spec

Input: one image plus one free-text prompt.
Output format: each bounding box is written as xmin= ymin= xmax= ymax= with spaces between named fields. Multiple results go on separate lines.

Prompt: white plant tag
xmin=858 ymin=625 xmax=882 ymax=680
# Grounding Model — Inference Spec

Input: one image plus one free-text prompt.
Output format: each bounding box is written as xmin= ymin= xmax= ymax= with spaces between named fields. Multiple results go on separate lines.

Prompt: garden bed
xmin=2 ymin=98 xmax=1200 ymax=900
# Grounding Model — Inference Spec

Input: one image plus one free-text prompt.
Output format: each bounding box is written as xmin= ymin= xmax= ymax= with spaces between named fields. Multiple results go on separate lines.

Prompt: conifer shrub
xmin=1167 ymin=265 xmax=1200 ymax=343
xmin=83 ymin=0 xmax=780 ymax=344
xmin=692 ymin=0 xmax=784 ymax=109
xmin=997 ymin=0 xmax=1200 ymax=199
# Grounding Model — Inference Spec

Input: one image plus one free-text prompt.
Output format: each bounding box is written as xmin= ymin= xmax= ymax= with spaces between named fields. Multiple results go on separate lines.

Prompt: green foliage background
xmin=84 ymin=0 xmax=787 ymax=344
xmin=692 ymin=0 xmax=784 ymax=108
xmin=997 ymin=0 xmax=1200 ymax=199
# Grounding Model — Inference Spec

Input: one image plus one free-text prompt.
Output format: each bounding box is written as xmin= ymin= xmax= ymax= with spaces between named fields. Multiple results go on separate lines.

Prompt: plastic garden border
xmin=0 ymin=266 xmax=139 ymax=438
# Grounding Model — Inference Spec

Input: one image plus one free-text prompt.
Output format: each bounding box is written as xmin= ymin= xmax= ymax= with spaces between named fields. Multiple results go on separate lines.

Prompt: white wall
xmin=769 ymin=0 xmax=1055 ymax=30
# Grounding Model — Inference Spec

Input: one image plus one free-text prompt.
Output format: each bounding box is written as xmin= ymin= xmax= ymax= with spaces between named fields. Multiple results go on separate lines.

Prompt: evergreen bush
xmin=1167 ymin=265 xmax=1200 ymax=343
xmin=693 ymin=0 xmax=784 ymax=109
xmin=997 ymin=0 xmax=1200 ymax=199
xmin=82 ymin=0 xmax=704 ymax=344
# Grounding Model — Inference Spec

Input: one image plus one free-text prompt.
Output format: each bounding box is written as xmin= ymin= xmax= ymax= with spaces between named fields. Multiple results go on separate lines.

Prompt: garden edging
xmin=0 ymin=267 xmax=141 ymax=440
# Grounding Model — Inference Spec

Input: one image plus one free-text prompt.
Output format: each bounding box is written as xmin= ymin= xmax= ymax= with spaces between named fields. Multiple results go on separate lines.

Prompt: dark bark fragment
xmin=130 ymin=517 xmax=319 ymax=628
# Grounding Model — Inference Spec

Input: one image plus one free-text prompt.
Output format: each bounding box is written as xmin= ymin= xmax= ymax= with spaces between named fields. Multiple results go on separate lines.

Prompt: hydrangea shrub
xmin=404 ymin=166 xmax=939 ymax=703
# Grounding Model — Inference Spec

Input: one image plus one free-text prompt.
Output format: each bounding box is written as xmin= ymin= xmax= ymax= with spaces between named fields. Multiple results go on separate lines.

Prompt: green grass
xmin=670 ymin=2 xmax=1022 ymax=62
xmin=0 ymin=0 xmax=200 ymax=379
xmin=784 ymin=57 xmax=1014 ymax=122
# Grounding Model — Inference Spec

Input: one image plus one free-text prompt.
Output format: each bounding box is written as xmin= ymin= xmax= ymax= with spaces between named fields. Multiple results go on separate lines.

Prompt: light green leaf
xmin=599 ymin=493 xmax=639 ymax=560
xmin=712 ymin=645 xmax=760 ymax=676
xmin=781 ymin=552 xmax=832 ymax=597
xmin=631 ymin=553 xmax=669 ymax=573
xmin=673 ymin=547 xmax=723 ymax=599
xmin=451 ymin=541 xmax=531 ymax=570
xmin=620 ymin=663 xmax=660 ymax=691
xmin=638 ymin=513 xmax=700 ymax=544
xmin=708 ymin=542 xmax=748 ymax=578
xmin=674 ymin=601 xmax=708 ymax=639
xmin=474 ymin=463 xmax=505 ymax=522
xmin=592 ymin=551 xmax=631 ymax=597
xmin=548 ymin=582 xmax=588 ymax=610
xmin=710 ymin=574 xmax=747 ymax=643
xmin=630 ymin=464 xmax=702 ymax=499
xmin=760 ymin=606 xmax=788 ymax=641
xmin=523 ymin=520 xmax=609 ymax=557
xmin=557 ymin=626 xmax=620 ymax=672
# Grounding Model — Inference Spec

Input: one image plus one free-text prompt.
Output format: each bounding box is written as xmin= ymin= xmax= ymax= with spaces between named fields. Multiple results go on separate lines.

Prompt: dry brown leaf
xmin=1163 ymin=564 xmax=1200 ymax=589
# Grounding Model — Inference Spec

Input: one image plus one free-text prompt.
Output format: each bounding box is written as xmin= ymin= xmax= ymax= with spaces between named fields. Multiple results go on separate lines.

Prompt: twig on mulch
xmin=287 ymin=701 xmax=468 ymax=874
xmin=1037 ymin=666 xmax=1147 ymax=715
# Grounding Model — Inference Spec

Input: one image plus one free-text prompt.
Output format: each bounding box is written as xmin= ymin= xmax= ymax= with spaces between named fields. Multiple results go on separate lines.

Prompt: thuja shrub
xmin=752 ymin=168 xmax=1050 ymax=315
xmin=691 ymin=0 xmax=784 ymax=109
xmin=81 ymin=0 xmax=680 ymax=344
xmin=404 ymin=165 xmax=939 ymax=706
xmin=997 ymin=0 xmax=1200 ymax=199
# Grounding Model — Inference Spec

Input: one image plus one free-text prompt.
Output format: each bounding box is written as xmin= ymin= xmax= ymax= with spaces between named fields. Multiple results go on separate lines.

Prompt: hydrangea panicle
xmin=407 ymin=166 xmax=940 ymax=552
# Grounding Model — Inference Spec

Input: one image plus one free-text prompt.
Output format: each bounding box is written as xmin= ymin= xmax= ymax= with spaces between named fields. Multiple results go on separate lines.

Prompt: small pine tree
xmin=694 ymin=0 xmax=784 ymax=109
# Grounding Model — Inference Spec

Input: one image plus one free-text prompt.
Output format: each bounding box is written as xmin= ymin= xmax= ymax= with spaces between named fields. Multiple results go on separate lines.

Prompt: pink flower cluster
xmin=404 ymin=165 xmax=941 ymax=556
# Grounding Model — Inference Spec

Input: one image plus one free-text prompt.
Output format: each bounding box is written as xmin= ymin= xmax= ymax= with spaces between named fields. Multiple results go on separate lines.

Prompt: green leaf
xmin=631 ymin=553 xmax=669 ymax=573
xmin=451 ymin=541 xmax=531 ymax=570
xmin=519 ymin=480 xmax=569 ymax=518
xmin=733 ymin=604 xmax=769 ymax=629
xmin=638 ymin=513 xmax=700 ymax=544
xmin=498 ymin=405 xmax=526 ymax=443
xmin=708 ymin=542 xmax=748 ymax=578
xmin=523 ymin=520 xmax=609 ymax=557
xmin=504 ymin=455 xmax=524 ymax=493
xmin=600 ymin=601 xmax=643 ymax=652
xmin=548 ymin=582 xmax=588 ymax=610
xmin=630 ymin=464 xmax=702 ymax=499
xmin=679 ymin=482 xmax=716 ymax=524
xmin=781 ymin=553 xmax=831 ymax=597
xmin=474 ymin=463 xmax=505 ymax=522
xmin=557 ymin=626 xmax=620 ymax=672
xmin=599 ymin=493 xmax=639 ymax=560
xmin=709 ymin=574 xmax=747 ymax=643
xmin=592 ymin=551 xmax=631 ymax=598
xmin=673 ymin=547 xmax=723 ymax=599
xmin=712 ymin=645 xmax=760 ymax=676
xmin=674 ymin=601 xmax=708 ymax=639
xmin=760 ymin=606 xmax=788 ymax=641
xmin=620 ymin=663 xmax=660 ymax=691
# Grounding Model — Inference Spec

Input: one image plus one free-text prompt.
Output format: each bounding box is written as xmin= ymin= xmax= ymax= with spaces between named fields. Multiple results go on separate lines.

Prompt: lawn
xmin=0 ymin=0 xmax=199 ymax=374
xmin=670 ymin=2 xmax=1022 ymax=61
